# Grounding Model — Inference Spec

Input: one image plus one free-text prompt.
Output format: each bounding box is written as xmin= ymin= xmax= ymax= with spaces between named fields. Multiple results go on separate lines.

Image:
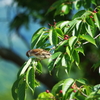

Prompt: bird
xmin=26 ymin=49 xmax=51 ymax=60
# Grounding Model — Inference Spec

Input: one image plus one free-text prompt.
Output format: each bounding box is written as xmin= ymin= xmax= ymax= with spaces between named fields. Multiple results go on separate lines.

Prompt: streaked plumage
xmin=26 ymin=49 xmax=51 ymax=60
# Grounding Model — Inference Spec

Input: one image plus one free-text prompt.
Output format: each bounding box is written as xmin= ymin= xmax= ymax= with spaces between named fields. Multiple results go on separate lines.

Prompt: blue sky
xmin=0 ymin=0 xmax=42 ymax=95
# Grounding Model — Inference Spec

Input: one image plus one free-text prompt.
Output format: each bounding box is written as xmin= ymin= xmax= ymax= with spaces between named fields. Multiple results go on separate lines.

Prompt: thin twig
xmin=79 ymin=90 xmax=88 ymax=97
xmin=83 ymin=33 xmax=100 ymax=45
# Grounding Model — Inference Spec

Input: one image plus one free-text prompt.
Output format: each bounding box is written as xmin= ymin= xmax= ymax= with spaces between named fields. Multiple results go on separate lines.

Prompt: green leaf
xmin=37 ymin=92 xmax=55 ymax=99
xmin=67 ymin=90 xmax=76 ymax=100
xmin=80 ymin=35 xmax=96 ymax=46
xmin=36 ymin=35 xmax=48 ymax=48
xmin=26 ymin=66 xmax=35 ymax=93
xmin=72 ymin=10 xmax=85 ymax=19
xmin=86 ymin=16 xmax=94 ymax=26
xmin=72 ymin=50 xmax=80 ymax=66
xmin=36 ymin=61 xmax=42 ymax=73
xmin=51 ymin=80 xmax=65 ymax=95
xmin=94 ymin=13 xmax=100 ymax=29
xmin=49 ymin=52 xmax=62 ymax=63
xmin=93 ymin=84 xmax=100 ymax=92
xmin=49 ymin=29 xmax=53 ymax=46
xmin=68 ymin=36 xmax=77 ymax=49
xmin=12 ymin=78 xmax=21 ymax=100
xmin=55 ymin=27 xmax=64 ymax=38
xmin=57 ymin=21 xmax=69 ymax=29
xmin=55 ymin=40 xmax=68 ymax=53
xmin=12 ymin=76 xmax=26 ymax=100
xmin=61 ymin=55 xmax=67 ymax=67
xmin=83 ymin=0 xmax=91 ymax=9
xmin=74 ymin=0 xmax=82 ymax=10
xmin=54 ymin=4 xmax=70 ymax=16
xmin=91 ymin=0 xmax=97 ymax=5
xmin=64 ymin=19 xmax=78 ymax=34
xmin=66 ymin=46 xmax=71 ymax=59
xmin=53 ymin=54 xmax=61 ymax=67
xmin=52 ymin=29 xmax=58 ymax=46
xmin=35 ymin=31 xmax=45 ymax=48
xmin=46 ymin=1 xmax=61 ymax=15
xmin=76 ymin=79 xmax=87 ymax=84
xmin=49 ymin=29 xmax=58 ymax=46
xmin=75 ymin=47 xmax=84 ymax=55
xmin=92 ymin=61 xmax=100 ymax=70
xmin=31 ymin=27 xmax=45 ymax=48
xmin=62 ymin=78 xmax=74 ymax=95
xmin=61 ymin=5 xmax=70 ymax=14
xmin=48 ymin=52 xmax=62 ymax=71
xmin=18 ymin=58 xmax=32 ymax=76
xmin=18 ymin=81 xmax=26 ymax=100
xmin=85 ymin=23 xmax=94 ymax=37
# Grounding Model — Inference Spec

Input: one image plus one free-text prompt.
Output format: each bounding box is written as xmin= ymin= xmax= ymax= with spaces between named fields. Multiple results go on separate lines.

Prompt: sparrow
xmin=26 ymin=49 xmax=51 ymax=60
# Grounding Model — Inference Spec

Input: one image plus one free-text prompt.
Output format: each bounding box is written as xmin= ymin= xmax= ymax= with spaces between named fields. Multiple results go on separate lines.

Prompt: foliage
xmin=12 ymin=0 xmax=100 ymax=100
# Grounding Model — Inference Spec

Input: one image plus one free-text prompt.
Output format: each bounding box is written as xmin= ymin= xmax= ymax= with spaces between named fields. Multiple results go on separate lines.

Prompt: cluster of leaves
xmin=31 ymin=7 xmax=100 ymax=74
xmin=12 ymin=58 xmax=41 ymax=100
xmin=46 ymin=0 xmax=97 ymax=16
xmin=11 ymin=0 xmax=100 ymax=100
xmin=37 ymin=78 xmax=100 ymax=100
xmin=10 ymin=0 xmax=99 ymax=29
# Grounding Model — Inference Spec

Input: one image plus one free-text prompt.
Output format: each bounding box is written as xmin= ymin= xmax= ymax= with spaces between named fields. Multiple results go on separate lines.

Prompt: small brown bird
xmin=26 ymin=49 xmax=51 ymax=60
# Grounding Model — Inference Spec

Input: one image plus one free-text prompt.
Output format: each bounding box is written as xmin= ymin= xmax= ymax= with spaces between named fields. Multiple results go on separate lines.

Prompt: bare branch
xmin=0 ymin=47 xmax=57 ymax=89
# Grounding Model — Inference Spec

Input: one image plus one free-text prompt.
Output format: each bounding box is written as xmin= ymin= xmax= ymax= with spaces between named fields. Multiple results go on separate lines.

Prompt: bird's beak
xmin=26 ymin=51 xmax=29 ymax=57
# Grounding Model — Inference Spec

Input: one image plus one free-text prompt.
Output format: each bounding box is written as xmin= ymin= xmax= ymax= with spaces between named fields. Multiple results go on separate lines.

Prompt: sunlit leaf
xmin=37 ymin=92 xmax=55 ymax=99
xmin=52 ymin=29 xmax=58 ymax=46
xmin=94 ymin=13 xmax=100 ymax=29
xmin=19 ymin=58 xmax=32 ymax=76
xmin=55 ymin=27 xmax=64 ymax=38
xmin=93 ymin=84 xmax=100 ymax=92
xmin=75 ymin=47 xmax=84 ymax=55
xmin=80 ymin=34 xmax=96 ymax=46
xmin=54 ymin=4 xmax=69 ymax=16
xmin=61 ymin=5 xmax=70 ymax=14
xmin=64 ymin=19 xmax=78 ymax=34
xmin=66 ymin=46 xmax=71 ymax=58
xmin=85 ymin=24 xmax=94 ymax=37
xmin=49 ymin=29 xmax=53 ymax=45
xmin=57 ymin=21 xmax=69 ymax=29
xmin=36 ymin=35 xmax=49 ymax=48
xmin=74 ymin=0 xmax=82 ymax=10
xmin=61 ymin=55 xmax=67 ymax=67
xmin=68 ymin=36 xmax=77 ymax=49
xmin=72 ymin=10 xmax=85 ymax=19
xmin=35 ymin=31 xmax=45 ymax=48
xmin=31 ymin=27 xmax=45 ymax=48
xmin=62 ymin=78 xmax=74 ymax=95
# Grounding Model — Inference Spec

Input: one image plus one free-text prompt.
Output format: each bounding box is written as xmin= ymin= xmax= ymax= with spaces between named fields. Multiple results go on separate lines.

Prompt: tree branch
xmin=83 ymin=33 xmax=100 ymax=45
xmin=0 ymin=47 xmax=57 ymax=89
